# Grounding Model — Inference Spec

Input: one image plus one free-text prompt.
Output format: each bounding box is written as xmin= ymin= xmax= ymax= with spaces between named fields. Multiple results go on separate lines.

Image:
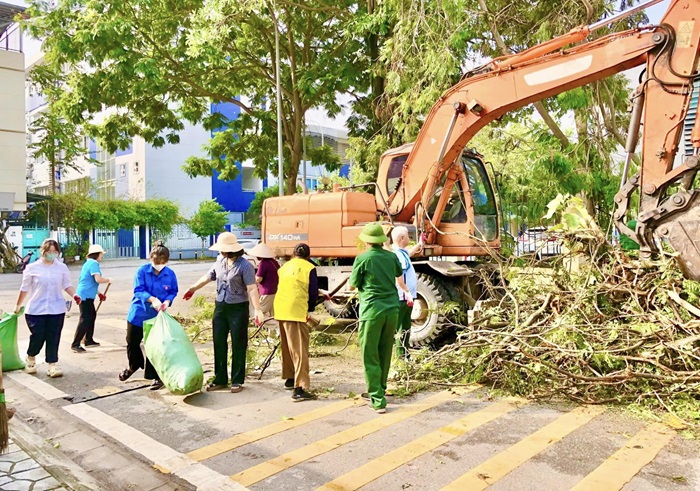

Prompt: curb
xmin=9 ymin=417 xmax=106 ymax=491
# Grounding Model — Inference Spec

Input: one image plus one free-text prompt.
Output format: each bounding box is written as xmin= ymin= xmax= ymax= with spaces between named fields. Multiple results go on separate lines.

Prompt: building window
xmin=133 ymin=161 xmax=139 ymax=173
xmin=242 ymin=167 xmax=262 ymax=192
xmin=120 ymin=163 xmax=126 ymax=177
xmin=95 ymin=147 xmax=116 ymax=200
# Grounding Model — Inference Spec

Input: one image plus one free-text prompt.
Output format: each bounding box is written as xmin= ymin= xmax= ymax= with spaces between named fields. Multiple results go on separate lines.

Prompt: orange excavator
xmin=263 ymin=0 xmax=700 ymax=345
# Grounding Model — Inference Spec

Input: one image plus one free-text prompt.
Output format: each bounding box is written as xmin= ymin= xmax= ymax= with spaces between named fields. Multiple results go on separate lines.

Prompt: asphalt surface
xmin=1 ymin=258 xmax=699 ymax=490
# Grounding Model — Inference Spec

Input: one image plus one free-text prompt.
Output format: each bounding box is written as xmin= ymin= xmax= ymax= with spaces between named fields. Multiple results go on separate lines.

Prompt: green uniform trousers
xmin=395 ymin=301 xmax=412 ymax=359
xmin=359 ymin=307 xmax=398 ymax=410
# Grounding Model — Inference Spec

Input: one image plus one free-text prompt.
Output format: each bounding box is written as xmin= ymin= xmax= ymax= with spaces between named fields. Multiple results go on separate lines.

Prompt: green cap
xmin=358 ymin=222 xmax=388 ymax=244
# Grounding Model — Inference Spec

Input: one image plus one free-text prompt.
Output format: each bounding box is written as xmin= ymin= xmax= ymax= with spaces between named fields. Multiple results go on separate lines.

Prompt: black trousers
xmin=26 ymin=314 xmax=65 ymax=364
xmin=126 ymin=322 xmax=159 ymax=380
xmin=72 ymin=299 xmax=96 ymax=347
xmin=212 ymin=301 xmax=249 ymax=385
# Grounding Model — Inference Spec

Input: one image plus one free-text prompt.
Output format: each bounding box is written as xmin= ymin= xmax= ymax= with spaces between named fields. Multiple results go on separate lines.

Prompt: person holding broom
xmin=71 ymin=244 xmax=112 ymax=353
xmin=119 ymin=241 xmax=178 ymax=390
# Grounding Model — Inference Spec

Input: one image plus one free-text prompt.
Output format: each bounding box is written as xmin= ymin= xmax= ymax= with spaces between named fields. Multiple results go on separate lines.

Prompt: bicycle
xmin=12 ymin=247 xmax=33 ymax=274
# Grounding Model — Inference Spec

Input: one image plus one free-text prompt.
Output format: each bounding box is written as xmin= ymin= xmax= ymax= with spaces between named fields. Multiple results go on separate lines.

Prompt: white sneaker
xmin=47 ymin=366 xmax=63 ymax=378
xmin=25 ymin=360 xmax=37 ymax=375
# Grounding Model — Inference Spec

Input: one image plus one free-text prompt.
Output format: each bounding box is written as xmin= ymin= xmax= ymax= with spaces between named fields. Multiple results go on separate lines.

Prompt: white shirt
xmin=20 ymin=259 xmax=74 ymax=315
xmin=393 ymin=246 xmax=417 ymax=301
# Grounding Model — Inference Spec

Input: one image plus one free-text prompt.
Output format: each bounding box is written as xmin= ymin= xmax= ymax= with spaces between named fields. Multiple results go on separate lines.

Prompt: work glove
xmin=183 ymin=289 xmax=194 ymax=301
xmin=406 ymin=294 xmax=414 ymax=308
xmin=151 ymin=298 xmax=162 ymax=311
xmin=254 ymin=309 xmax=264 ymax=327
xmin=74 ymin=295 xmax=82 ymax=306
xmin=98 ymin=293 xmax=107 ymax=302
xmin=160 ymin=300 xmax=170 ymax=312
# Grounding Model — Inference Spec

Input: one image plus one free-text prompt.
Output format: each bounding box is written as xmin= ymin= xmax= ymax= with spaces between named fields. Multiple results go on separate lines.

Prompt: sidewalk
xmin=1 ymin=438 xmax=66 ymax=491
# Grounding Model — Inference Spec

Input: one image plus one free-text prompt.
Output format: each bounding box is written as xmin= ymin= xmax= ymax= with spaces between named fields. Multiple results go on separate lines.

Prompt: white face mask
xmin=152 ymin=263 xmax=166 ymax=271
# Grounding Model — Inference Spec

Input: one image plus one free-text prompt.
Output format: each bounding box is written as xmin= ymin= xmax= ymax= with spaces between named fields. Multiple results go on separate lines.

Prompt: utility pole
xmin=273 ymin=4 xmax=284 ymax=196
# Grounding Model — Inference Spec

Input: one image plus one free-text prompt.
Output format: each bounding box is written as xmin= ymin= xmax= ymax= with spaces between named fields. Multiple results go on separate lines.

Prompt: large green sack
xmin=143 ymin=312 xmax=203 ymax=395
xmin=0 ymin=309 xmax=25 ymax=371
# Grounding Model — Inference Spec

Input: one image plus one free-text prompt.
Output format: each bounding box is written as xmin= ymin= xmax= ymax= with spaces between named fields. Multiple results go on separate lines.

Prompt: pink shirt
xmin=20 ymin=259 xmax=73 ymax=315
xmin=256 ymin=258 xmax=280 ymax=295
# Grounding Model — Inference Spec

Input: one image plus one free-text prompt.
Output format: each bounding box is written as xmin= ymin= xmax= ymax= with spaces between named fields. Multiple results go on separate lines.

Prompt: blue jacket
xmin=126 ymin=263 xmax=178 ymax=327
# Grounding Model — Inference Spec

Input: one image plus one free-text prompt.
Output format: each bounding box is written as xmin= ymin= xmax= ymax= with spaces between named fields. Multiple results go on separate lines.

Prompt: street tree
xmin=188 ymin=200 xmax=228 ymax=255
xmin=22 ymin=0 xmax=358 ymax=194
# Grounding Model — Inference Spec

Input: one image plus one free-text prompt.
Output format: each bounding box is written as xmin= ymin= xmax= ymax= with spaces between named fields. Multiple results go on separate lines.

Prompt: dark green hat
xmin=359 ymin=222 xmax=388 ymax=244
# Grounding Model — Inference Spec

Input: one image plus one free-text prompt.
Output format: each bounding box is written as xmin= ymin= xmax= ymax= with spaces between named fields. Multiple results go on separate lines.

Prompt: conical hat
xmin=247 ymin=242 xmax=275 ymax=259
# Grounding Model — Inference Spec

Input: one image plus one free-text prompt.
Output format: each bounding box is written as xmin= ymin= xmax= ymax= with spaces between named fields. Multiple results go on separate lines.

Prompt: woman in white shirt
xmin=14 ymin=239 xmax=81 ymax=378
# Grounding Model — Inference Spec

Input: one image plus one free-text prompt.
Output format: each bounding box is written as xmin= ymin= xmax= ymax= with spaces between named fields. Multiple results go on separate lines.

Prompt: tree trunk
xmin=574 ymin=109 xmax=596 ymax=217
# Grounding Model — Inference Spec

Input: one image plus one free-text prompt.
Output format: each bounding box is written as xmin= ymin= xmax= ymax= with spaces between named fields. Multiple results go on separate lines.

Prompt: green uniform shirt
xmin=349 ymin=245 xmax=402 ymax=319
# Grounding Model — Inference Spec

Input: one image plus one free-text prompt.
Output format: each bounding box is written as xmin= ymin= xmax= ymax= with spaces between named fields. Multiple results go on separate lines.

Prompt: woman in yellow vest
xmin=274 ymin=243 xmax=318 ymax=402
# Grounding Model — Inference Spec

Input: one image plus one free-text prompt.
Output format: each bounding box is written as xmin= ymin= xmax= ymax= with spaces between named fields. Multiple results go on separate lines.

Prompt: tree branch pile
xmin=401 ymin=203 xmax=700 ymax=423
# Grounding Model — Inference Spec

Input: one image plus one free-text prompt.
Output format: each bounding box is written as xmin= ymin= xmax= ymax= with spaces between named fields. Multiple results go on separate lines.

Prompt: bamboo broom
xmin=0 ymin=348 xmax=8 ymax=453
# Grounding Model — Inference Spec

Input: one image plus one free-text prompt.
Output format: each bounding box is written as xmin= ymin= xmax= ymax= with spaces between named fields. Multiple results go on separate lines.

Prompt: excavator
xmin=263 ymin=0 xmax=700 ymax=346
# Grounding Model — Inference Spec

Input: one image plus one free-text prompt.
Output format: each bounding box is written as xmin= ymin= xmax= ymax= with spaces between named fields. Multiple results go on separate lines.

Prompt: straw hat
xmin=88 ymin=244 xmax=106 ymax=255
xmin=247 ymin=242 xmax=275 ymax=259
xmin=358 ymin=222 xmax=388 ymax=244
xmin=209 ymin=232 xmax=244 ymax=253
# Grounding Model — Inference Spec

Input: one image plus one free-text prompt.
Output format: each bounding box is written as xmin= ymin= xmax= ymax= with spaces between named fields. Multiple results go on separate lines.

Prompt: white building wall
xmin=144 ymin=122 xmax=212 ymax=216
xmin=0 ymin=49 xmax=27 ymax=210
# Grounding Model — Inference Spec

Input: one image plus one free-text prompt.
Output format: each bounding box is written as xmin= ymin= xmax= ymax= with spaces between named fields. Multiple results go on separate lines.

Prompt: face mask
xmin=45 ymin=253 xmax=58 ymax=261
xmin=152 ymin=263 xmax=165 ymax=271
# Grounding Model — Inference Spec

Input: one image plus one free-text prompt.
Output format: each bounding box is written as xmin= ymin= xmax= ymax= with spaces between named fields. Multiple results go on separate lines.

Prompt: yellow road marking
xmin=230 ymin=389 xmax=475 ymax=486
xmin=441 ymin=406 xmax=605 ymax=491
xmin=316 ymin=398 xmax=522 ymax=491
xmin=187 ymin=398 xmax=365 ymax=461
xmin=91 ymin=386 xmax=122 ymax=397
xmin=570 ymin=422 xmax=675 ymax=491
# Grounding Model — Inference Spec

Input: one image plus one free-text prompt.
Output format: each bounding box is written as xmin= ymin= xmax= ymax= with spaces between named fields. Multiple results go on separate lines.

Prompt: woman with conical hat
xmin=183 ymin=232 xmax=264 ymax=393
xmin=348 ymin=223 xmax=413 ymax=413
xmin=247 ymin=243 xmax=280 ymax=325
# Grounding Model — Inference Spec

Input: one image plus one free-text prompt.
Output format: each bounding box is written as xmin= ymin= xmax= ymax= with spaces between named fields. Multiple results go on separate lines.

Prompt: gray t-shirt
xmin=208 ymin=256 xmax=256 ymax=304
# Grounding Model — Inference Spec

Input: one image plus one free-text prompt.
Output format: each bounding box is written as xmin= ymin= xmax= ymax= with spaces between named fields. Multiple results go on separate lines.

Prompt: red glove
xmin=73 ymin=295 xmax=82 ymax=306
xmin=183 ymin=290 xmax=194 ymax=301
xmin=407 ymin=299 xmax=414 ymax=307
xmin=98 ymin=293 xmax=107 ymax=302
xmin=160 ymin=300 xmax=170 ymax=312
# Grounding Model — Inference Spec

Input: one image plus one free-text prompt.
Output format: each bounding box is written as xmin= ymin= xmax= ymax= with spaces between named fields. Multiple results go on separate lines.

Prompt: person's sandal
xmin=206 ymin=383 xmax=228 ymax=392
xmin=47 ymin=366 xmax=63 ymax=378
xmin=118 ymin=368 xmax=135 ymax=382
xmin=25 ymin=360 xmax=37 ymax=375
xmin=230 ymin=384 xmax=243 ymax=393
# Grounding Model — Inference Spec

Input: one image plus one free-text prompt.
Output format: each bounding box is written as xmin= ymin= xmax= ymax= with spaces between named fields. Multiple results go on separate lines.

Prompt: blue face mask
xmin=45 ymin=252 xmax=58 ymax=262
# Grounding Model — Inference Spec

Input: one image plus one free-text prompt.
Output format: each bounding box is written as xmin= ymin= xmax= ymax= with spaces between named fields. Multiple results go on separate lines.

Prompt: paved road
xmin=1 ymin=259 xmax=699 ymax=490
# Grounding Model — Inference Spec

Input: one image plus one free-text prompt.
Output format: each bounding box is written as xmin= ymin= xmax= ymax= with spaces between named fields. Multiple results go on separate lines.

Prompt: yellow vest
xmin=274 ymin=258 xmax=315 ymax=322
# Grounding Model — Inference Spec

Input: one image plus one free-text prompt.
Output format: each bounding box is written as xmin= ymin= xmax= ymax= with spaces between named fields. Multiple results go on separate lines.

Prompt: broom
xmin=95 ymin=282 xmax=111 ymax=314
xmin=0 ymin=347 xmax=8 ymax=453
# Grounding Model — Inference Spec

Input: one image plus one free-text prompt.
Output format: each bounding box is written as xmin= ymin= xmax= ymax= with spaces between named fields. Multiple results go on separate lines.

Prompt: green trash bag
xmin=1 ymin=308 xmax=26 ymax=371
xmin=143 ymin=312 xmax=203 ymax=395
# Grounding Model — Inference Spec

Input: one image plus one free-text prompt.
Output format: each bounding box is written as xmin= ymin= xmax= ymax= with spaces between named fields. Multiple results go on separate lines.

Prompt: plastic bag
xmin=0 ymin=308 xmax=26 ymax=371
xmin=143 ymin=312 xmax=203 ymax=395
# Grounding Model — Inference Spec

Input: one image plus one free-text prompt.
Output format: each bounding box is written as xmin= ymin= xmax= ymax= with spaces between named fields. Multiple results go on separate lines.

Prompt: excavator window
xmin=462 ymin=156 xmax=498 ymax=241
xmin=386 ymin=155 xmax=407 ymax=196
xmin=427 ymin=178 xmax=468 ymax=224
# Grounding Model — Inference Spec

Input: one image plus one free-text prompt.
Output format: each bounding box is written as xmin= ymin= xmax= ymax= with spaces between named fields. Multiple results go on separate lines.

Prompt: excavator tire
xmin=409 ymin=273 xmax=454 ymax=347
xmin=323 ymin=297 xmax=356 ymax=319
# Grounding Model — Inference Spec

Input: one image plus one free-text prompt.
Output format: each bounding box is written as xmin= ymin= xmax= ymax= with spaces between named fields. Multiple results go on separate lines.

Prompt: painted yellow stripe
xmin=231 ymin=389 xmax=474 ymax=487
xmin=316 ymin=398 xmax=522 ymax=491
xmin=570 ymin=422 xmax=675 ymax=491
xmin=441 ymin=406 xmax=605 ymax=491
xmin=187 ymin=398 xmax=365 ymax=461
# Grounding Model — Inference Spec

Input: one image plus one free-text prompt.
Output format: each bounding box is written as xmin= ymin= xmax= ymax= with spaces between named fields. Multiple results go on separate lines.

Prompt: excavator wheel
xmin=323 ymin=297 xmax=357 ymax=319
xmin=409 ymin=274 xmax=455 ymax=347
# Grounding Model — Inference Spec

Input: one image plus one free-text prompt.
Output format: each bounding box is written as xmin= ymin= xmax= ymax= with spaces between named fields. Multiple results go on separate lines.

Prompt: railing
xmin=0 ymin=24 xmax=22 ymax=53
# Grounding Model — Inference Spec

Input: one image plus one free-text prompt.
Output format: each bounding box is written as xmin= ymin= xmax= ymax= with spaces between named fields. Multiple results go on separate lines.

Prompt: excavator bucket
xmin=666 ymin=201 xmax=700 ymax=281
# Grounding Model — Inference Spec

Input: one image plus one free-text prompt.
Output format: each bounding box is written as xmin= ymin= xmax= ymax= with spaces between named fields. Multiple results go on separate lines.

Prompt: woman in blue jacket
xmin=118 ymin=241 xmax=178 ymax=390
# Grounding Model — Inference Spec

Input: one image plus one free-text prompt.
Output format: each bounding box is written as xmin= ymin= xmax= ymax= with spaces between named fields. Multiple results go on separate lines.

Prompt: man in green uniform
xmin=349 ymin=223 xmax=412 ymax=413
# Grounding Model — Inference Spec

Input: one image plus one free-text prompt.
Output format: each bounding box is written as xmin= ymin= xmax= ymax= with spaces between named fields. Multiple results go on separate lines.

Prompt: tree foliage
xmin=23 ymin=0 xmax=359 ymax=194
xmin=188 ymin=199 xmax=228 ymax=253
xmin=41 ymin=194 xmax=182 ymax=244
